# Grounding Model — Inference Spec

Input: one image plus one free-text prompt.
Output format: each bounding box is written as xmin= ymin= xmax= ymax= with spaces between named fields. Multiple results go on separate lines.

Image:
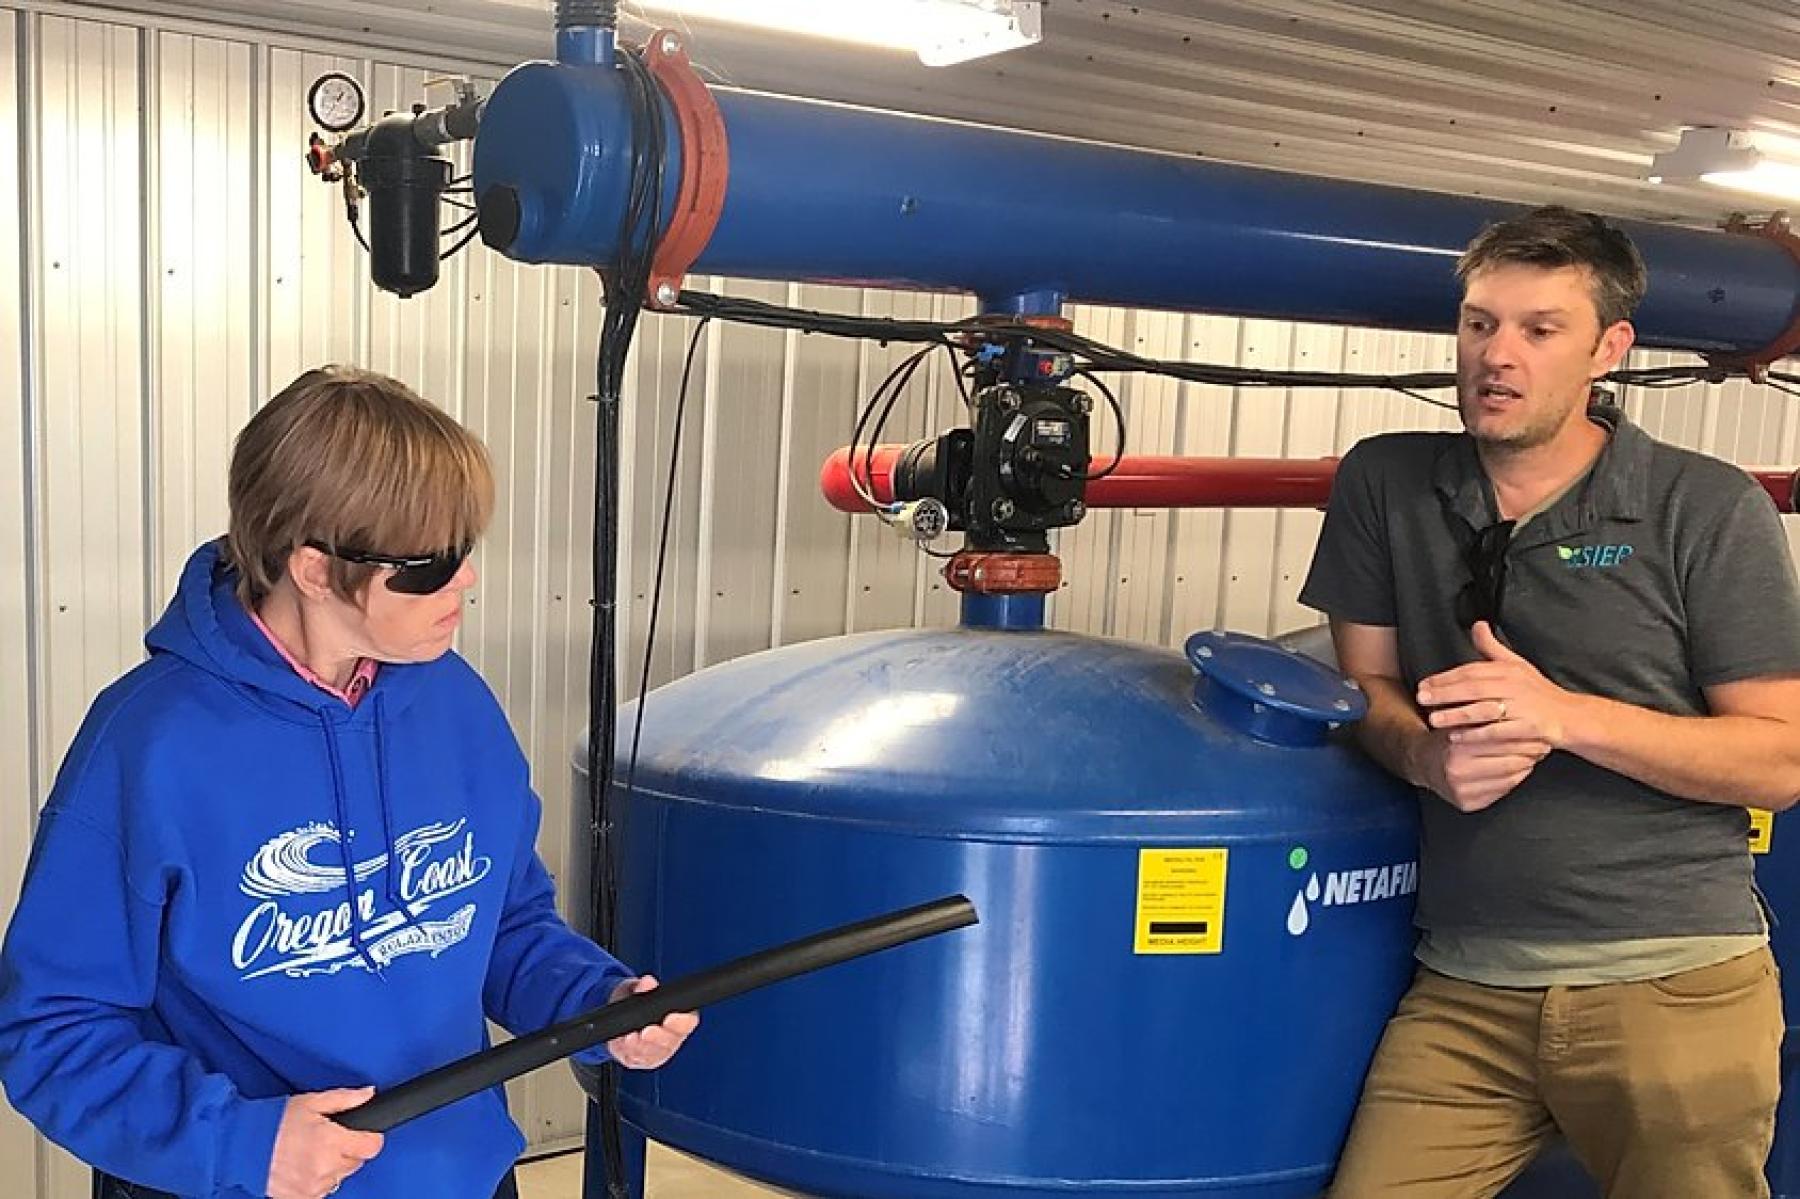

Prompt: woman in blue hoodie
xmin=0 ymin=367 xmax=697 ymax=1199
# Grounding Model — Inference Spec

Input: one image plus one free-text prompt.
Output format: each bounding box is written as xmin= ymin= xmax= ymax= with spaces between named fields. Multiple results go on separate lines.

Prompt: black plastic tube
xmin=334 ymin=895 xmax=979 ymax=1133
xmin=555 ymin=0 xmax=615 ymax=30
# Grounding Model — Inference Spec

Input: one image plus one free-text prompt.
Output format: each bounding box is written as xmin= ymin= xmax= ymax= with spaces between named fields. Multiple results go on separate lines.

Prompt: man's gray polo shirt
xmin=1300 ymin=405 xmax=1800 ymax=942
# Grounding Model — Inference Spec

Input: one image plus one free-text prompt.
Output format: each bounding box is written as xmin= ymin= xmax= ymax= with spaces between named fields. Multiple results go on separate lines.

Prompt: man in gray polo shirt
xmin=1302 ymin=205 xmax=1800 ymax=1198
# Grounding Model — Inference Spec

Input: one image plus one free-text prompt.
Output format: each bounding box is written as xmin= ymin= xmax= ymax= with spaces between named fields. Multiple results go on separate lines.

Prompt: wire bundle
xmin=675 ymin=287 xmax=1794 ymax=406
xmin=587 ymin=44 xmax=671 ymax=1199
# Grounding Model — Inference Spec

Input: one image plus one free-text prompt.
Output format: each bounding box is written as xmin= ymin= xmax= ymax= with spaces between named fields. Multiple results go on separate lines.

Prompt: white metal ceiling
xmin=67 ymin=0 xmax=1800 ymax=225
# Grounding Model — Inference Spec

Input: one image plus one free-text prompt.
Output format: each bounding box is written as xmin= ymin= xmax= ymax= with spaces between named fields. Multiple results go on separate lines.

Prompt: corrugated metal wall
xmin=0 ymin=6 xmax=1797 ymax=1197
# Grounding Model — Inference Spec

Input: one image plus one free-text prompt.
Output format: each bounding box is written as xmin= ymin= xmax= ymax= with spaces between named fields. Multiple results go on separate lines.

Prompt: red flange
xmin=643 ymin=29 xmax=729 ymax=311
xmin=943 ymin=552 xmax=1063 ymax=596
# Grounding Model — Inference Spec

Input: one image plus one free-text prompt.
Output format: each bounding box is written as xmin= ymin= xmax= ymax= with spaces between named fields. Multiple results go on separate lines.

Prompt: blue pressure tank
xmin=589 ymin=622 xmax=1420 ymax=1197
xmin=1765 ymin=816 xmax=1800 ymax=1197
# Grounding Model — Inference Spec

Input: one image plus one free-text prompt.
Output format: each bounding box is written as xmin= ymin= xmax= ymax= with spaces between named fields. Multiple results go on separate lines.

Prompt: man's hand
xmin=1411 ymin=726 xmax=1544 ymax=813
xmin=605 ymin=976 xmax=699 ymax=1070
xmin=1419 ymin=621 xmax=1569 ymax=750
xmin=267 ymin=1087 xmax=384 ymax=1199
xmin=1412 ymin=621 xmax=1560 ymax=811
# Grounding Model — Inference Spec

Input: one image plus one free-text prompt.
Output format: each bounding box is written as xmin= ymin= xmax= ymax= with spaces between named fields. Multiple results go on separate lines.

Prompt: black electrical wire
xmin=347 ymin=204 xmax=371 ymax=253
xmin=845 ymin=348 xmax=936 ymax=512
xmin=863 ymin=350 xmax=937 ymax=501
xmin=439 ymin=222 xmax=482 ymax=261
xmin=1395 ymin=386 xmax=1460 ymax=412
xmin=1072 ymin=371 xmax=1128 ymax=480
xmin=950 ymin=352 xmax=975 ymax=409
xmin=623 ymin=316 xmax=709 ymax=804
xmin=673 ymin=288 xmax=1787 ymax=410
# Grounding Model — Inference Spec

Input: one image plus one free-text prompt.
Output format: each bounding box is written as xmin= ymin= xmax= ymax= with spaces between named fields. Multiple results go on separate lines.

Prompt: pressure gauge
xmin=307 ymin=72 xmax=365 ymax=133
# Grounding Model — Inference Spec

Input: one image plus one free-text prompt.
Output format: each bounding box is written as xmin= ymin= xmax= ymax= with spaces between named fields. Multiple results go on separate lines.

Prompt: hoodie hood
xmin=147 ymin=539 xmax=428 ymax=725
xmin=147 ymin=539 xmax=432 ymax=973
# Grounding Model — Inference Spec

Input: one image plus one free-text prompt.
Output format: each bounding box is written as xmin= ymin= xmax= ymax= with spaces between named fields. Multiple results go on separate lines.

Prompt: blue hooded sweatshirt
xmin=0 ymin=540 xmax=632 ymax=1197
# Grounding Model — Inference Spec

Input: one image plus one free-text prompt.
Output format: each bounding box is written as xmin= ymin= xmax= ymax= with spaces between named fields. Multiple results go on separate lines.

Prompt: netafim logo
xmin=1286 ymin=859 xmax=1418 ymax=936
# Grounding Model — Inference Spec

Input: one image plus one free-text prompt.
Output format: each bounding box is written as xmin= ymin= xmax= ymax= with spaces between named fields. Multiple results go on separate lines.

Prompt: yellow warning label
xmin=1750 ymin=809 xmax=1774 ymax=856
xmin=1134 ymin=848 xmax=1228 ymax=955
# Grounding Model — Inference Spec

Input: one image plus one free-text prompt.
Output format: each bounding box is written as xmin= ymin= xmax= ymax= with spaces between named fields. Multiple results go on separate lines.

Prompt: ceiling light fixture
xmin=1647 ymin=126 xmax=1800 ymax=202
xmin=630 ymin=0 xmax=1043 ymax=66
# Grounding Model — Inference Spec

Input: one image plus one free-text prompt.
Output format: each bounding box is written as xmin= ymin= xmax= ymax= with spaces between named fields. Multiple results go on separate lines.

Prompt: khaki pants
xmin=1327 ymin=947 xmax=1783 ymax=1199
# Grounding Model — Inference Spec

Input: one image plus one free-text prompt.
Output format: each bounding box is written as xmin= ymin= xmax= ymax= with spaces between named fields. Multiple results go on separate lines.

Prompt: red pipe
xmin=822 ymin=447 xmax=1799 ymax=515
xmin=1753 ymin=469 xmax=1799 ymax=514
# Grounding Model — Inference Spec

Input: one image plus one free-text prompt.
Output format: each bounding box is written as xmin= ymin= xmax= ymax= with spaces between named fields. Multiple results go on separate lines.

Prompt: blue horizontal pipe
xmin=473 ymin=62 xmax=1800 ymax=355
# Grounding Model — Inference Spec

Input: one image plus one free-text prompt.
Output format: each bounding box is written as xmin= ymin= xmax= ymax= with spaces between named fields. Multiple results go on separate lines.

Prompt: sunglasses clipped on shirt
xmin=305 ymin=540 xmax=472 ymax=595
xmin=1453 ymin=519 xmax=1515 ymax=629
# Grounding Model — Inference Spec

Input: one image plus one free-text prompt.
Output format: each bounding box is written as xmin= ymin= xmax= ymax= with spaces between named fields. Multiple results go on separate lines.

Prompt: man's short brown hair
xmin=1456 ymin=205 xmax=1648 ymax=329
xmin=227 ymin=366 xmax=494 ymax=606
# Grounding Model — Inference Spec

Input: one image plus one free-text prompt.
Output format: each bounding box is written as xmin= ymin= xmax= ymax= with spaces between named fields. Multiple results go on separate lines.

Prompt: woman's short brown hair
xmin=227 ymin=366 xmax=495 ymax=606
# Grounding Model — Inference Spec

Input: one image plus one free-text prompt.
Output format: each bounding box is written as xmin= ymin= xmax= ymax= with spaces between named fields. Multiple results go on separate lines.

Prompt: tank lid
xmin=1185 ymin=630 xmax=1367 ymax=747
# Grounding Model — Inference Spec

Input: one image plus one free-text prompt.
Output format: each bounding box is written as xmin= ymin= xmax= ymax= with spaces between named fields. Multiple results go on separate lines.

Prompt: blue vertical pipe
xmin=472 ymin=66 xmax=1800 ymax=355
xmin=960 ymin=593 xmax=1047 ymax=630
xmin=556 ymin=27 xmax=614 ymax=67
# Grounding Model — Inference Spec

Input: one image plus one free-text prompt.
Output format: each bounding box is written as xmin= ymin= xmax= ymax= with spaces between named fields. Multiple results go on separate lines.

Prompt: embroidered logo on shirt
xmin=1556 ymin=543 xmax=1634 ymax=569
xmin=231 ymin=818 xmax=491 ymax=980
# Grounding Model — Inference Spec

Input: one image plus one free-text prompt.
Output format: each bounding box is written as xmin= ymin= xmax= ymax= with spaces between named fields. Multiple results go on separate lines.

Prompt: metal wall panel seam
xmin=1152 ymin=315 xmax=1195 ymax=648
xmin=841 ymin=288 xmax=879 ymax=634
xmin=136 ymin=23 xmax=158 ymax=632
xmin=349 ymin=53 xmax=371 ymax=366
xmin=909 ymin=292 xmax=950 ymax=631
xmin=768 ymin=281 xmax=800 ymax=648
xmin=689 ymin=311 xmax=722 ymax=668
xmin=613 ymin=296 xmax=642 ymax=700
xmin=1101 ymin=312 xmax=1133 ymax=639
xmin=525 ymin=263 xmax=554 ymax=793
xmin=15 ymin=6 xmax=43 ymax=823
xmin=245 ymin=40 xmax=265 ymax=408
xmin=598 ymin=273 xmax=636 ymax=705
xmin=1780 ymin=361 xmax=1799 ymax=464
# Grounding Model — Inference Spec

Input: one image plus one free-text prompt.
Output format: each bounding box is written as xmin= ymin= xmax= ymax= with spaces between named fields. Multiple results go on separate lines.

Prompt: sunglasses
xmin=1454 ymin=519 xmax=1515 ymax=628
xmin=305 ymin=540 xmax=472 ymax=595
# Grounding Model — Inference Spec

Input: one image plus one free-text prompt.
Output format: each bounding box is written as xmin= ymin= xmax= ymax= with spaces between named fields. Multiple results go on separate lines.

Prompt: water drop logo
xmin=1287 ymin=873 xmax=1322 ymax=935
xmin=1284 ymin=852 xmax=1418 ymax=937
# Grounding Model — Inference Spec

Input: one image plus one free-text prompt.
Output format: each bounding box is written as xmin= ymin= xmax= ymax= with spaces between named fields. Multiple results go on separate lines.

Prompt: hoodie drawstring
xmin=320 ymin=696 xmax=420 ymax=978
xmin=319 ymin=715 xmax=379 ymax=976
xmin=372 ymin=693 xmax=421 ymax=936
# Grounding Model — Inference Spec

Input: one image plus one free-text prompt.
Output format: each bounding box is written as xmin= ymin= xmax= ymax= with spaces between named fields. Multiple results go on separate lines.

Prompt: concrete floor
xmin=518 ymin=1143 xmax=793 ymax=1199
